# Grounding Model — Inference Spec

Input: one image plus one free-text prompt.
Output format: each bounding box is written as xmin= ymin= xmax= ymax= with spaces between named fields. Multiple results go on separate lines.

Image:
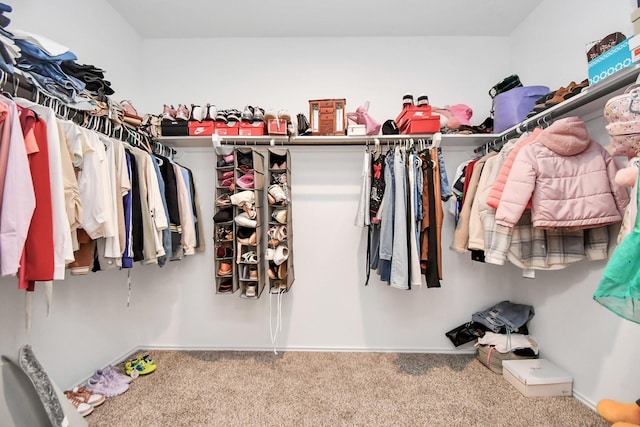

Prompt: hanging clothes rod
xmin=474 ymin=64 xmax=640 ymax=155
xmin=214 ymin=133 xmax=437 ymax=147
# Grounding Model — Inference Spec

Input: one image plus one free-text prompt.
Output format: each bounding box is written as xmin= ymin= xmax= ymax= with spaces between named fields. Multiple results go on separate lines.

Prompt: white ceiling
xmin=106 ymin=0 xmax=543 ymax=38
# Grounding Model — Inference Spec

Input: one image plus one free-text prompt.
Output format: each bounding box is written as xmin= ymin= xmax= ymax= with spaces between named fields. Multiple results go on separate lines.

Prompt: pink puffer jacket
xmin=495 ymin=117 xmax=628 ymax=229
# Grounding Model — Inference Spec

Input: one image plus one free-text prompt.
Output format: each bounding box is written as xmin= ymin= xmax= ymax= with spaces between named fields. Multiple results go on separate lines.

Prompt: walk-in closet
xmin=1 ymin=0 xmax=640 ymax=426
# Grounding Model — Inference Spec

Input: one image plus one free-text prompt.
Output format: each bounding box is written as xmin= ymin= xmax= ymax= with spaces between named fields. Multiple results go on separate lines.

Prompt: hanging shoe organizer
xmin=234 ymin=147 xmax=266 ymax=299
xmin=214 ymin=152 xmax=236 ymax=294
xmin=266 ymin=148 xmax=295 ymax=293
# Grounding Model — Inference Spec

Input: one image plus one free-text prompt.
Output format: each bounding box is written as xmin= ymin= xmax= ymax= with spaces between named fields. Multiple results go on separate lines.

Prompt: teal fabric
xmin=593 ymin=173 xmax=640 ymax=324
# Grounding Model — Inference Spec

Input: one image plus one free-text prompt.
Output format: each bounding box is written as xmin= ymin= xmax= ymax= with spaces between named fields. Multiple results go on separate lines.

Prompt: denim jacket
xmin=471 ymin=300 xmax=535 ymax=333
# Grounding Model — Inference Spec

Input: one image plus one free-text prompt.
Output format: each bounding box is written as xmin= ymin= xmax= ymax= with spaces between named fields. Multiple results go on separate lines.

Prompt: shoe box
xmin=309 ymin=99 xmax=347 ymax=136
xmin=347 ymin=123 xmax=366 ymax=136
xmin=630 ymin=34 xmax=640 ymax=63
xmin=502 ymin=359 xmax=572 ymax=397
xmin=395 ymin=105 xmax=440 ymax=134
xmin=401 ymin=117 xmax=441 ymax=134
xmin=267 ymin=119 xmax=288 ymax=135
xmin=240 ymin=121 xmax=267 ymax=136
xmin=214 ymin=121 xmax=240 ymax=136
xmin=161 ymin=120 xmax=189 ymax=137
xmin=588 ymin=36 xmax=633 ymax=86
xmin=188 ymin=121 xmax=214 ymax=136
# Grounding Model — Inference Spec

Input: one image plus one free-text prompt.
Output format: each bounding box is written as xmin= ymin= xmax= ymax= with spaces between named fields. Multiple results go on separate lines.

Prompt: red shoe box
xmin=268 ymin=119 xmax=288 ymax=135
xmin=395 ymin=105 xmax=433 ymax=131
xmin=401 ymin=116 xmax=441 ymax=134
xmin=188 ymin=121 xmax=214 ymax=136
xmin=239 ymin=121 xmax=267 ymax=136
xmin=214 ymin=121 xmax=240 ymax=136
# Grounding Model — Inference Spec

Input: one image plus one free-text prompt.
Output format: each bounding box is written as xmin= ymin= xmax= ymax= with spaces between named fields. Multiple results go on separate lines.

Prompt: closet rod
xmin=474 ymin=64 xmax=640 ymax=155
xmin=216 ymin=134 xmax=436 ymax=147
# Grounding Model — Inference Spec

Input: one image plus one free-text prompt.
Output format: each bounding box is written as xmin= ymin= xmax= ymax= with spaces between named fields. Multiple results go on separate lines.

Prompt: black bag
xmin=297 ymin=113 xmax=311 ymax=135
xmin=489 ymin=74 xmax=523 ymax=99
xmin=445 ymin=321 xmax=487 ymax=347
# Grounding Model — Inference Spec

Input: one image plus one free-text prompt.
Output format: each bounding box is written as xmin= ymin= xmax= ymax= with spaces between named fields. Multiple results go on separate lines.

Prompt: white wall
xmin=1 ymin=0 xmax=146 ymax=389
xmin=507 ymin=0 xmax=640 ymax=407
xmin=136 ymin=36 xmax=509 ymax=127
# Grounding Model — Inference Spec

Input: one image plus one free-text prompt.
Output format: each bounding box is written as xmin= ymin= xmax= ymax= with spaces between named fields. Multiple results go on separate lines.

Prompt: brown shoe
xmin=544 ymin=86 xmax=570 ymax=107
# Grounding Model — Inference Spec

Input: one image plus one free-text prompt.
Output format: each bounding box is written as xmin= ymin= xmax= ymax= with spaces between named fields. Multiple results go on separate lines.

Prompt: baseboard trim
xmin=572 ymin=389 xmax=597 ymax=412
xmin=141 ymin=344 xmax=478 ymax=355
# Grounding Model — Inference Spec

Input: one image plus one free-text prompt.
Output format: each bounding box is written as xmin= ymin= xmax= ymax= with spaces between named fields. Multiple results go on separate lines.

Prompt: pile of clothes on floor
xmin=445 ymin=300 xmax=540 ymax=374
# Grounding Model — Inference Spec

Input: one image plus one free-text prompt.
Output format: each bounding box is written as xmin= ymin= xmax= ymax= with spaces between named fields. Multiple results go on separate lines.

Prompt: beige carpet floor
xmin=85 ymin=350 xmax=607 ymax=427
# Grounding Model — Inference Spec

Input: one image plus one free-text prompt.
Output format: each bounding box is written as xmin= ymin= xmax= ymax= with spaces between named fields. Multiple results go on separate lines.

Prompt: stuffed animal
xmin=597 ymin=398 xmax=640 ymax=425
xmin=615 ymin=163 xmax=639 ymax=188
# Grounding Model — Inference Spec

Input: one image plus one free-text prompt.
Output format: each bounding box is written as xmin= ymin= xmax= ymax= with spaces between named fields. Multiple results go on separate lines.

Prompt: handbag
xmin=593 ymin=171 xmax=640 ymax=324
xmin=603 ymin=75 xmax=640 ymax=159
xmin=445 ymin=321 xmax=487 ymax=347
xmin=489 ymin=74 xmax=523 ymax=99
xmin=493 ymin=85 xmax=550 ymax=133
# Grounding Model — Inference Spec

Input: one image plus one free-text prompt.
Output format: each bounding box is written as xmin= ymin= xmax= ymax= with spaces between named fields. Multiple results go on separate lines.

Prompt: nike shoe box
xmin=239 ymin=121 xmax=266 ymax=136
xmin=188 ymin=121 xmax=214 ymax=136
xmin=267 ymin=119 xmax=288 ymax=135
xmin=214 ymin=121 xmax=240 ymax=136
xmin=161 ymin=120 xmax=188 ymax=136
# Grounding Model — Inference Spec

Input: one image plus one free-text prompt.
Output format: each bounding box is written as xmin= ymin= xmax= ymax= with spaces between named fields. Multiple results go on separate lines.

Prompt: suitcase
xmin=476 ymin=344 xmax=538 ymax=374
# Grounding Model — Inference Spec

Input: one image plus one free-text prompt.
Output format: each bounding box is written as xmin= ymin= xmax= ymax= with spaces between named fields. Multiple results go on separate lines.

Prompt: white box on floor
xmin=502 ymin=359 xmax=573 ymax=397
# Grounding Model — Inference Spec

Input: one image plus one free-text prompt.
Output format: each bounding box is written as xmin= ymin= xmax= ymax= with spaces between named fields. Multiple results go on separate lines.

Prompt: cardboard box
xmin=160 ymin=120 xmax=188 ymax=137
xmin=632 ymin=8 xmax=640 ymax=35
xmin=401 ymin=117 xmax=441 ymax=134
xmin=502 ymin=359 xmax=573 ymax=397
xmin=588 ymin=37 xmax=633 ymax=85
xmin=188 ymin=121 xmax=214 ymax=136
xmin=214 ymin=121 xmax=240 ymax=136
xmin=239 ymin=121 xmax=266 ymax=136
xmin=630 ymin=34 xmax=640 ymax=63
xmin=268 ymin=119 xmax=288 ymax=135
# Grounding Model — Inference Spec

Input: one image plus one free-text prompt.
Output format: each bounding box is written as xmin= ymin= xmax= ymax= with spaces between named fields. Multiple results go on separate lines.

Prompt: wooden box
xmin=309 ymin=99 xmax=346 ymax=136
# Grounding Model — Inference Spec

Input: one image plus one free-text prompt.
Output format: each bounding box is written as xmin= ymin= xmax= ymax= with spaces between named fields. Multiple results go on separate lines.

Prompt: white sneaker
xmin=190 ymin=104 xmax=205 ymax=121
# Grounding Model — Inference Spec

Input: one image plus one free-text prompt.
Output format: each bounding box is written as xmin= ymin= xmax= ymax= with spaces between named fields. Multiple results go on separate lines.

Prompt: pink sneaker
xmin=85 ymin=374 xmax=129 ymax=397
xmin=175 ymin=104 xmax=190 ymax=121
xmin=162 ymin=104 xmax=176 ymax=121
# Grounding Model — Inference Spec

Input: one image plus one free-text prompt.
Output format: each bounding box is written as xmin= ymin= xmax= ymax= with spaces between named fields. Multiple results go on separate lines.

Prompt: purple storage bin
xmin=493 ymin=85 xmax=549 ymax=133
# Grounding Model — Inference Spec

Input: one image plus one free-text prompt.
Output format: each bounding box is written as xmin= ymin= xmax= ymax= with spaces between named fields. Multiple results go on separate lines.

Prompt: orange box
xmin=401 ymin=117 xmax=441 ymax=134
xmin=268 ymin=119 xmax=288 ymax=135
xmin=214 ymin=121 xmax=240 ymax=136
xmin=239 ymin=121 xmax=267 ymax=136
xmin=396 ymin=105 xmax=433 ymax=131
xmin=188 ymin=121 xmax=214 ymax=136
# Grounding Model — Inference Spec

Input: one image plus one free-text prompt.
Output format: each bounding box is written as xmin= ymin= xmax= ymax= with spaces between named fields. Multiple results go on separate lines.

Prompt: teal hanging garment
xmin=593 ymin=172 xmax=640 ymax=324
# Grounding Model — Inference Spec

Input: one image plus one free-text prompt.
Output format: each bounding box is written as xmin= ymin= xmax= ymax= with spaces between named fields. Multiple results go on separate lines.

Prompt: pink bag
xmin=604 ymin=76 xmax=640 ymax=159
xmin=347 ymin=101 xmax=381 ymax=135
